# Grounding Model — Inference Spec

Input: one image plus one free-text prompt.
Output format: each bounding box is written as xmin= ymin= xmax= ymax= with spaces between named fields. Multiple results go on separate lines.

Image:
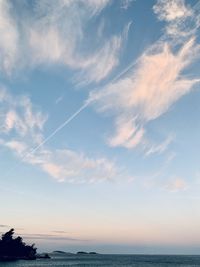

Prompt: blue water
xmin=1 ymin=255 xmax=200 ymax=266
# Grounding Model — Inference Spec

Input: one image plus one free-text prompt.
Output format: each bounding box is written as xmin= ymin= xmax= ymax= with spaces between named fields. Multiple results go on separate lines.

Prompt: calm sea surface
xmin=1 ymin=255 xmax=200 ymax=267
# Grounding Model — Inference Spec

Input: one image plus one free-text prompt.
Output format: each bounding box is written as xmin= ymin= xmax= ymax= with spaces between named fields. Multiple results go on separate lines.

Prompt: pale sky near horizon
xmin=1 ymin=0 xmax=200 ymax=254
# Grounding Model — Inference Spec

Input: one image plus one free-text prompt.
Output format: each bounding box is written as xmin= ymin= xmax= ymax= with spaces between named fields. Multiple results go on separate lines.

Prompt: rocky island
xmin=77 ymin=251 xmax=98 ymax=255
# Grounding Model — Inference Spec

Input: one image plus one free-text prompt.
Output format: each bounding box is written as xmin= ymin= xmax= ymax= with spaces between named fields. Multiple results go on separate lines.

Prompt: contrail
xmin=1 ymin=1 xmax=200 ymax=200
xmin=1 ymin=102 xmax=91 ymax=181
xmin=1 ymin=54 xmax=141 ymax=183
xmin=109 ymin=59 xmax=138 ymax=83
xmin=22 ymin=101 xmax=90 ymax=159
xmin=6 ymin=0 xmax=200 ymax=161
xmin=24 ymin=60 xmax=140 ymax=158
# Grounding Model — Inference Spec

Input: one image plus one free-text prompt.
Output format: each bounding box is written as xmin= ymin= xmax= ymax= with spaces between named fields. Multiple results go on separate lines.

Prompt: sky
xmin=0 ymin=0 xmax=200 ymax=254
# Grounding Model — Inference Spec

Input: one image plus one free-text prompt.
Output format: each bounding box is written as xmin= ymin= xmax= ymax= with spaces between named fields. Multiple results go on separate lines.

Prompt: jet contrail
xmin=22 ymin=101 xmax=90 ymax=159
xmin=2 ymin=101 xmax=91 ymax=180
xmin=7 ymin=0 xmax=200 ymax=161
xmin=1 ymin=1 xmax=200 ymax=200
xmin=1 ymin=55 xmax=141 ymax=183
xmin=24 ymin=60 xmax=140 ymax=158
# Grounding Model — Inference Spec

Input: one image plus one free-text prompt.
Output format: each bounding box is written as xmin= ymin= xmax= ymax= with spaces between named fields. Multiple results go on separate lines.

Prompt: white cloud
xmin=165 ymin=177 xmax=188 ymax=192
xmin=30 ymin=28 xmax=124 ymax=84
xmin=0 ymin=0 xmax=126 ymax=84
xmin=0 ymin=0 xmax=18 ymax=75
xmin=143 ymin=175 xmax=188 ymax=192
xmin=120 ymin=0 xmax=135 ymax=10
xmin=38 ymin=149 xmax=117 ymax=183
xmin=153 ymin=0 xmax=200 ymax=38
xmin=89 ymin=38 xmax=200 ymax=149
xmin=108 ymin=117 xmax=145 ymax=149
xmin=29 ymin=28 xmax=66 ymax=65
xmin=4 ymin=143 xmax=118 ymax=183
xmin=0 ymin=87 xmax=47 ymax=143
xmin=0 ymin=87 xmax=120 ymax=183
xmin=55 ymin=95 xmax=64 ymax=105
xmin=5 ymin=140 xmax=28 ymax=156
xmin=145 ymin=134 xmax=174 ymax=156
xmin=76 ymin=34 xmax=123 ymax=84
xmin=83 ymin=0 xmax=111 ymax=15
xmin=153 ymin=0 xmax=193 ymax=22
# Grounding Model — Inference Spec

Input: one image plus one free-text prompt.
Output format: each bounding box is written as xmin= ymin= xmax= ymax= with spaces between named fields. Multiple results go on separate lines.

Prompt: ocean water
xmin=1 ymin=254 xmax=200 ymax=267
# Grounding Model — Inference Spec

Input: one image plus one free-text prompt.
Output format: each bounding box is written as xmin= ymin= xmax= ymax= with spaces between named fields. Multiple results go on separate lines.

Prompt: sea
xmin=1 ymin=254 xmax=200 ymax=267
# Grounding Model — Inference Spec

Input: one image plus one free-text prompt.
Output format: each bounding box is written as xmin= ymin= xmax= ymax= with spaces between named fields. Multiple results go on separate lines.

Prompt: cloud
xmin=34 ymin=149 xmax=118 ymax=183
xmin=0 ymin=225 xmax=9 ymax=228
xmin=0 ymin=87 xmax=120 ymax=183
xmin=52 ymin=231 xmax=68 ymax=234
xmin=145 ymin=134 xmax=174 ymax=156
xmin=153 ymin=0 xmax=193 ymax=22
xmin=89 ymin=37 xmax=200 ymax=149
xmin=0 ymin=229 xmax=82 ymax=241
xmin=9 ymin=232 xmax=88 ymax=242
xmin=22 ymin=233 xmax=85 ymax=241
xmin=5 ymin=140 xmax=28 ymax=155
xmin=165 ymin=177 xmax=188 ymax=192
xmin=143 ymin=175 xmax=188 ymax=192
xmin=0 ymin=0 xmax=18 ymax=75
xmin=76 ymin=35 xmax=123 ymax=84
xmin=120 ymin=0 xmax=135 ymax=10
xmin=29 ymin=28 xmax=124 ymax=84
xmin=0 ymin=0 xmax=127 ymax=84
xmin=55 ymin=95 xmax=64 ymax=105
xmin=108 ymin=117 xmax=145 ymax=149
xmin=0 ymin=87 xmax=47 ymax=144
xmin=153 ymin=0 xmax=200 ymax=38
xmin=75 ymin=22 xmax=132 ymax=85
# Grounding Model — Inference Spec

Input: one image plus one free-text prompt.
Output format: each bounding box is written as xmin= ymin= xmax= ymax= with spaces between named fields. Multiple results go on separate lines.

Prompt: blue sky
xmin=0 ymin=0 xmax=200 ymax=254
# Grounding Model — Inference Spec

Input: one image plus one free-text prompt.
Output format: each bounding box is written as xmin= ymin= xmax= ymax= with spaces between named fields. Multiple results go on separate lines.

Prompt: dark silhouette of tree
xmin=0 ymin=228 xmax=37 ymax=260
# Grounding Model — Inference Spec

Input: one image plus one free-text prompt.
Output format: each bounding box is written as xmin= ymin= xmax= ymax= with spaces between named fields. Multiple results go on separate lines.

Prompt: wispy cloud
xmin=165 ymin=177 xmax=188 ymax=192
xmin=89 ymin=37 xmax=200 ymax=149
xmin=120 ymin=0 xmax=135 ymax=10
xmin=0 ymin=0 xmax=18 ymax=75
xmin=153 ymin=0 xmax=193 ymax=22
xmin=86 ymin=1 xmax=200 ymax=151
xmin=0 ymin=230 xmax=82 ymax=241
xmin=0 ymin=87 xmax=47 ymax=144
xmin=153 ymin=0 xmax=200 ymax=38
xmin=0 ymin=224 xmax=9 ymax=228
xmin=52 ymin=231 xmax=69 ymax=234
xmin=0 ymin=0 xmax=199 ymax=187
xmin=31 ymin=148 xmax=118 ymax=183
xmin=55 ymin=95 xmax=64 ymax=105
xmin=76 ymin=22 xmax=132 ymax=85
xmin=0 ymin=87 xmax=120 ymax=183
xmin=0 ymin=0 xmax=127 ymax=84
xmin=143 ymin=175 xmax=188 ymax=193
xmin=145 ymin=134 xmax=174 ymax=156
xmin=108 ymin=117 xmax=145 ymax=149
xmin=22 ymin=233 xmax=86 ymax=242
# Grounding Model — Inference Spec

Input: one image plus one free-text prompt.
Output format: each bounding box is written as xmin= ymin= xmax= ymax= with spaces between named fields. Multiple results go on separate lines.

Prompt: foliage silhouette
xmin=0 ymin=228 xmax=37 ymax=260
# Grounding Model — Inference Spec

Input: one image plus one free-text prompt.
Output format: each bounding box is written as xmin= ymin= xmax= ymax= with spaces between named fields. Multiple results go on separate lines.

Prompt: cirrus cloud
xmin=0 ymin=0 xmax=128 ymax=84
xmin=89 ymin=37 xmax=200 ymax=149
xmin=0 ymin=87 xmax=121 ymax=183
xmin=153 ymin=0 xmax=193 ymax=22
